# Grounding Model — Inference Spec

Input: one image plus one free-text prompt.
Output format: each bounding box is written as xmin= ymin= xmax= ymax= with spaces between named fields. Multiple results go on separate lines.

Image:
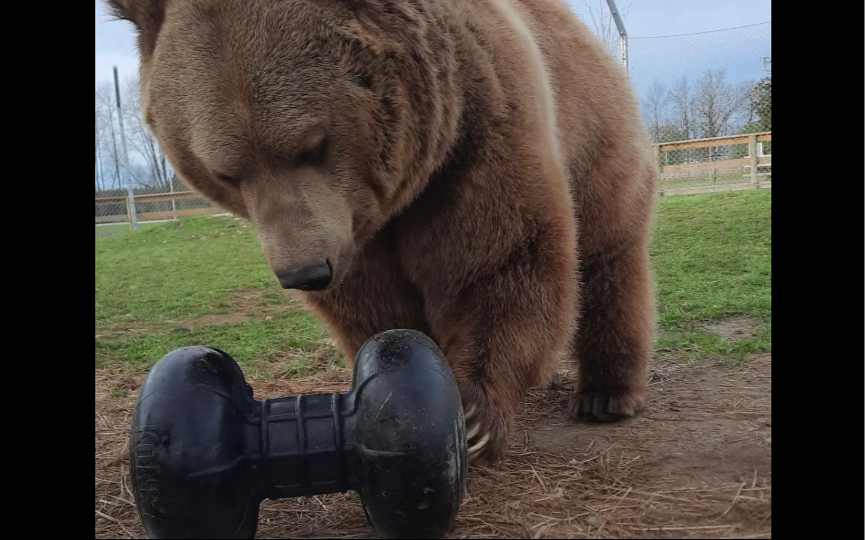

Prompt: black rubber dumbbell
xmin=130 ymin=329 xmax=468 ymax=539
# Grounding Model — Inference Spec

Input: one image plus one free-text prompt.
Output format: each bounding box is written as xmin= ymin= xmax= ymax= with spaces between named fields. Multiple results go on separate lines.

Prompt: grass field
xmin=95 ymin=189 xmax=771 ymax=539
xmin=95 ymin=221 xmax=161 ymax=239
xmin=95 ymin=189 xmax=771 ymax=374
xmin=658 ymin=172 xmax=766 ymax=191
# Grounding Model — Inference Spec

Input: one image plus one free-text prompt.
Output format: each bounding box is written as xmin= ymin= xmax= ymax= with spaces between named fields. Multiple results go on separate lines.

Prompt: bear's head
xmin=106 ymin=0 xmax=445 ymax=291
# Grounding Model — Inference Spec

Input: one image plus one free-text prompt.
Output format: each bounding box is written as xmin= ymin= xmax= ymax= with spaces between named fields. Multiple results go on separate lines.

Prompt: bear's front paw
xmin=567 ymin=386 xmax=644 ymax=423
xmin=462 ymin=402 xmax=509 ymax=467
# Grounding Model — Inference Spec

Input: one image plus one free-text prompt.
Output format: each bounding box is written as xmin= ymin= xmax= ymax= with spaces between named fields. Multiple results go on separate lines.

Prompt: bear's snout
xmin=275 ymin=260 xmax=333 ymax=291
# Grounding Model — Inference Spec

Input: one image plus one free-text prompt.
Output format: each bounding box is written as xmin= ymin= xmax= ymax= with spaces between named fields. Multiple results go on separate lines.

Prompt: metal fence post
xmin=605 ymin=0 xmax=628 ymax=71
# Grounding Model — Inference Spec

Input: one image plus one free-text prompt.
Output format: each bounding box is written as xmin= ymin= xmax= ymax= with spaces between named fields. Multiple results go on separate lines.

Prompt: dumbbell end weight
xmin=129 ymin=345 xmax=262 ymax=539
xmin=130 ymin=330 xmax=467 ymax=540
xmin=349 ymin=329 xmax=468 ymax=539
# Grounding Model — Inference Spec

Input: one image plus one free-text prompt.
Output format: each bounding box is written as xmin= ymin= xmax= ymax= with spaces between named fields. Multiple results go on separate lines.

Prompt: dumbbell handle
xmin=181 ymin=391 xmax=363 ymax=499
xmin=256 ymin=392 xmax=359 ymax=498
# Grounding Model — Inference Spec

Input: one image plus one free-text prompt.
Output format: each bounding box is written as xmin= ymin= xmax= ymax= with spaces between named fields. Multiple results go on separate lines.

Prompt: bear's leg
xmin=426 ymin=252 xmax=576 ymax=466
xmin=568 ymin=236 xmax=654 ymax=422
xmin=432 ymin=317 xmax=561 ymax=466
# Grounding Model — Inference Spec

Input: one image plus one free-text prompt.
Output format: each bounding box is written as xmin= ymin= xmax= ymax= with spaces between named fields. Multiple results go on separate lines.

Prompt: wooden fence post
xmin=748 ymin=134 xmax=758 ymax=188
xmin=125 ymin=196 xmax=134 ymax=231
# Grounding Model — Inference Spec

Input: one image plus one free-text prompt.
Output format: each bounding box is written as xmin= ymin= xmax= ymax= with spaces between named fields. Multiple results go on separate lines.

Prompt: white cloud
xmin=95 ymin=0 xmax=139 ymax=87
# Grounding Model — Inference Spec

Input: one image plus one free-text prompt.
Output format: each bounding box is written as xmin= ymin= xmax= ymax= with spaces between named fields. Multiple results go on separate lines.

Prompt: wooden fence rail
xmin=652 ymin=132 xmax=771 ymax=195
xmin=95 ymin=190 xmax=220 ymax=227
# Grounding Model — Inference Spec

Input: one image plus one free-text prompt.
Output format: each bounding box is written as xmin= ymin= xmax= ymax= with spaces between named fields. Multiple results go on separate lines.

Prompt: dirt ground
xmin=95 ymin=353 xmax=771 ymax=539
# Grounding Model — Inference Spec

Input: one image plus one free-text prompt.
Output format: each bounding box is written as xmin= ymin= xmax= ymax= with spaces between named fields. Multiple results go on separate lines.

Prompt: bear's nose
xmin=276 ymin=262 xmax=332 ymax=291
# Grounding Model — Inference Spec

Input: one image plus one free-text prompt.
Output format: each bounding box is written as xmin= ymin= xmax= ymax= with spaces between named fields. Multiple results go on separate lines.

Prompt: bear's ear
xmin=104 ymin=0 xmax=164 ymax=29
xmin=104 ymin=0 xmax=165 ymax=57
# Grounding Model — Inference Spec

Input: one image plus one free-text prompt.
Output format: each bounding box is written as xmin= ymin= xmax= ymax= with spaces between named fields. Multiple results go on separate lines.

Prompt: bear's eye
xmin=296 ymin=136 xmax=328 ymax=167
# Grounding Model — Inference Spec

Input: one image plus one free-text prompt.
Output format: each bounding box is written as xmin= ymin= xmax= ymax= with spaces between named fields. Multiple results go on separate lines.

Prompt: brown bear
xmin=107 ymin=0 xmax=657 ymax=465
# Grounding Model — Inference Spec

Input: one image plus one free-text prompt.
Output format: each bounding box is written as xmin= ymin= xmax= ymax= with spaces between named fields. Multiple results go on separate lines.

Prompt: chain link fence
xmin=94 ymin=181 xmax=217 ymax=225
xmin=628 ymin=22 xmax=772 ymax=193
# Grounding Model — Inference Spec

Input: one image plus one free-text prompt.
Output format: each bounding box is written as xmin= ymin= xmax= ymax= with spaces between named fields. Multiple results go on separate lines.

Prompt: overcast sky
xmin=95 ymin=0 xmax=771 ymax=102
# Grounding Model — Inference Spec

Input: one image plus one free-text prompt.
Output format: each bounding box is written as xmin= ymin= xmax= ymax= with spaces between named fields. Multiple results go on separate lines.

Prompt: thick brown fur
xmin=108 ymin=0 xmax=657 ymax=465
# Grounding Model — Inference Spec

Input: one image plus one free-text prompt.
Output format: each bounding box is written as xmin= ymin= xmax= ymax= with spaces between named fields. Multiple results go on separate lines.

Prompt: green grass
xmin=109 ymin=389 xmax=129 ymax=399
xmin=95 ymin=190 xmax=770 ymax=374
xmin=95 ymin=310 xmax=331 ymax=375
xmin=95 ymin=216 xmax=283 ymax=326
xmin=651 ymin=190 xmax=771 ymax=362
xmin=659 ymin=173 xmax=762 ymax=190
xmin=95 ymin=215 xmax=333 ymax=376
xmin=95 ymin=221 xmax=161 ymax=239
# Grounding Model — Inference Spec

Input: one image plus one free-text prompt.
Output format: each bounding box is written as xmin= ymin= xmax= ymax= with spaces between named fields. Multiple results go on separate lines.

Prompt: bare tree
xmin=122 ymin=77 xmax=176 ymax=190
xmin=121 ymin=78 xmax=158 ymax=189
xmin=668 ymin=76 xmax=696 ymax=141
xmin=693 ymin=69 xmax=751 ymax=140
xmin=643 ymin=81 xmax=669 ymax=142
xmin=95 ymin=84 xmax=123 ymax=191
xmin=582 ymin=0 xmax=630 ymax=59
xmin=95 ymin=74 xmax=179 ymax=198
xmin=95 ymin=110 xmax=104 ymax=192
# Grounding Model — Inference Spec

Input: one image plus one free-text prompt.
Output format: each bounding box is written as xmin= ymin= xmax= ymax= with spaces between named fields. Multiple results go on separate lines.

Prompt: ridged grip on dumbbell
xmin=257 ymin=392 xmax=354 ymax=498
